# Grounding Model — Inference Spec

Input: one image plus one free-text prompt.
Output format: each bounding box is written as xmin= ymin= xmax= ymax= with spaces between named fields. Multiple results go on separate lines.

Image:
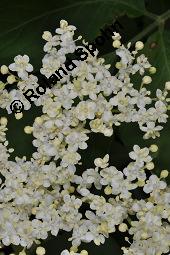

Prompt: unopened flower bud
xmin=146 ymin=162 xmax=154 ymax=170
xmin=1 ymin=65 xmax=8 ymax=74
xmin=42 ymin=31 xmax=51 ymax=40
xmin=141 ymin=232 xmax=148 ymax=239
xmin=142 ymin=75 xmax=152 ymax=84
xmin=24 ymin=126 xmax=33 ymax=134
xmin=35 ymin=117 xmax=43 ymax=125
xmin=60 ymin=20 xmax=68 ymax=29
xmin=31 ymin=208 xmax=37 ymax=215
xmin=149 ymin=144 xmax=158 ymax=152
xmin=0 ymin=117 xmax=8 ymax=126
xmin=19 ymin=251 xmax=26 ymax=255
xmin=7 ymin=75 xmax=16 ymax=84
xmin=15 ymin=112 xmax=23 ymax=120
xmin=0 ymin=82 xmax=5 ymax=90
xmin=80 ymin=250 xmax=88 ymax=255
xmin=118 ymin=223 xmax=128 ymax=232
xmin=165 ymin=81 xmax=170 ymax=90
xmin=36 ymin=247 xmax=46 ymax=255
xmin=115 ymin=62 xmax=122 ymax=69
xmin=112 ymin=40 xmax=121 ymax=48
xmin=137 ymin=179 xmax=145 ymax=187
xmin=135 ymin=41 xmax=144 ymax=50
xmin=68 ymin=186 xmax=75 ymax=193
xmin=149 ymin=66 xmax=156 ymax=74
xmin=70 ymin=246 xmax=78 ymax=253
xmin=160 ymin=170 xmax=169 ymax=178
xmin=104 ymin=186 xmax=112 ymax=195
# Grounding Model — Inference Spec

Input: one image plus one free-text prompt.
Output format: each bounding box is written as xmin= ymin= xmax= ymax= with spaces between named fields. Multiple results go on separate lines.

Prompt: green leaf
xmin=145 ymin=0 xmax=170 ymax=15
xmin=0 ymin=0 xmax=145 ymax=70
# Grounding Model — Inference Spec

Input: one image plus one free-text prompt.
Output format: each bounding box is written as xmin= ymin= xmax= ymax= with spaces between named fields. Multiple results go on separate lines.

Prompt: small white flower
xmin=143 ymin=175 xmax=167 ymax=193
xmin=129 ymin=145 xmax=152 ymax=166
xmin=140 ymin=122 xmax=163 ymax=139
xmin=42 ymin=31 xmax=60 ymax=52
xmin=75 ymin=101 xmax=96 ymax=121
xmin=94 ymin=154 xmax=109 ymax=168
xmin=9 ymin=55 xmax=33 ymax=80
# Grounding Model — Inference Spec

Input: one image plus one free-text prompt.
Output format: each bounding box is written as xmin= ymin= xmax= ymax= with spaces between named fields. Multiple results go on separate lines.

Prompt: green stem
xmin=130 ymin=20 xmax=158 ymax=45
xmin=130 ymin=10 xmax=170 ymax=45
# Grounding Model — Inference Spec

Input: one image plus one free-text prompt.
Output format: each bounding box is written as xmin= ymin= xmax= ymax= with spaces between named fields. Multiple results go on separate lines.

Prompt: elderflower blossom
xmin=0 ymin=20 xmax=169 ymax=255
xmin=9 ymin=55 xmax=33 ymax=80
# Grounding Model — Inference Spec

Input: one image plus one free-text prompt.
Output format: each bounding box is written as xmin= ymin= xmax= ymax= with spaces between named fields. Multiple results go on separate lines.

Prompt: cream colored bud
xmin=70 ymin=246 xmax=78 ymax=253
xmin=104 ymin=186 xmax=112 ymax=195
xmin=137 ymin=179 xmax=145 ymax=187
xmin=78 ymin=35 xmax=82 ymax=40
xmin=0 ymin=117 xmax=8 ymax=125
xmin=142 ymin=76 xmax=152 ymax=84
xmin=15 ymin=112 xmax=23 ymax=120
xmin=1 ymin=65 xmax=8 ymax=74
xmin=68 ymin=186 xmax=75 ymax=193
xmin=54 ymin=200 xmax=59 ymax=206
xmin=94 ymin=239 xmax=100 ymax=246
xmin=115 ymin=62 xmax=122 ymax=69
xmin=149 ymin=144 xmax=158 ymax=152
xmin=31 ymin=207 xmax=37 ymax=215
xmin=118 ymin=223 xmax=128 ymax=232
xmin=42 ymin=31 xmax=51 ymax=40
xmin=146 ymin=162 xmax=154 ymax=170
xmin=80 ymin=250 xmax=88 ymax=255
xmin=35 ymin=117 xmax=43 ymax=125
xmin=19 ymin=251 xmax=26 ymax=255
xmin=0 ymin=82 xmax=5 ymax=90
xmin=115 ymin=121 xmax=121 ymax=126
xmin=141 ymin=232 xmax=148 ymax=239
xmin=165 ymin=81 xmax=170 ymax=90
xmin=36 ymin=247 xmax=46 ymax=255
xmin=112 ymin=40 xmax=121 ymax=48
xmin=160 ymin=170 xmax=169 ymax=178
xmin=103 ymin=128 xmax=113 ymax=136
xmin=7 ymin=75 xmax=16 ymax=84
xmin=149 ymin=66 xmax=156 ymax=74
xmin=135 ymin=41 xmax=144 ymax=50
xmin=70 ymin=252 xmax=75 ymax=255
xmin=61 ymin=190 xmax=69 ymax=195
xmin=60 ymin=20 xmax=68 ymax=29
xmin=24 ymin=126 xmax=33 ymax=134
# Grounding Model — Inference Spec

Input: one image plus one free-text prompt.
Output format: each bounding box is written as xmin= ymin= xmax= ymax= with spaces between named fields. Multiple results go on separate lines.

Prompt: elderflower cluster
xmin=0 ymin=20 xmax=169 ymax=255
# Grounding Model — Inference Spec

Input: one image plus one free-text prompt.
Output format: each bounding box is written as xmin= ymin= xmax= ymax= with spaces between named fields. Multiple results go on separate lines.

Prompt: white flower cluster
xmin=0 ymin=20 xmax=169 ymax=255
